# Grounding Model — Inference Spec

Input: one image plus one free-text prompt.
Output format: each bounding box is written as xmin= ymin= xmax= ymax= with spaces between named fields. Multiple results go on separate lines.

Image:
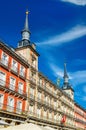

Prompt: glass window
xmin=1 ymin=52 xmax=9 ymax=66
xmin=29 ymin=105 xmax=34 ymax=113
xmin=18 ymin=82 xmax=23 ymax=94
xmin=12 ymin=59 xmax=18 ymax=72
xmin=0 ymin=94 xmax=4 ymax=108
xmin=9 ymin=77 xmax=16 ymax=90
xmin=17 ymin=100 xmax=22 ymax=113
xmin=20 ymin=65 xmax=25 ymax=77
xmin=38 ymin=91 xmax=41 ymax=99
xmin=30 ymin=87 xmax=34 ymax=95
xmin=8 ymin=97 xmax=14 ymax=112
xmin=0 ymin=71 xmax=6 ymax=86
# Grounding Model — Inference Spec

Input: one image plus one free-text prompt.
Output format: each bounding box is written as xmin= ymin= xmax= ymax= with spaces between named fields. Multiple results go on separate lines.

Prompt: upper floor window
xmin=20 ymin=65 xmax=25 ymax=77
xmin=30 ymin=87 xmax=34 ymax=95
xmin=38 ymin=91 xmax=41 ymax=99
xmin=11 ymin=59 xmax=18 ymax=72
xmin=31 ymin=56 xmax=36 ymax=68
xmin=30 ymin=71 xmax=36 ymax=83
xmin=0 ymin=71 xmax=6 ymax=86
xmin=38 ymin=78 xmax=42 ymax=85
xmin=9 ymin=77 xmax=16 ymax=90
xmin=18 ymin=82 xmax=23 ymax=94
xmin=1 ymin=52 xmax=9 ymax=66
xmin=16 ymin=100 xmax=22 ymax=113
xmin=0 ymin=94 xmax=4 ymax=108
xmin=8 ymin=97 xmax=14 ymax=112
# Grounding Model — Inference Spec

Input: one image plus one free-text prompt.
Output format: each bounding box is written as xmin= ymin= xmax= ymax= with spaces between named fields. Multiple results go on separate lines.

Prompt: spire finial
xmin=64 ymin=61 xmax=68 ymax=78
xmin=21 ymin=9 xmax=30 ymax=41
xmin=63 ymin=61 xmax=69 ymax=89
xmin=26 ymin=10 xmax=29 ymax=15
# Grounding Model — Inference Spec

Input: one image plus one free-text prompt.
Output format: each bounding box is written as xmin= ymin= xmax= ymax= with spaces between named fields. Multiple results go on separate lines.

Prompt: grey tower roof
xmin=22 ymin=10 xmax=30 ymax=33
xmin=64 ymin=63 xmax=68 ymax=79
xmin=18 ymin=10 xmax=31 ymax=47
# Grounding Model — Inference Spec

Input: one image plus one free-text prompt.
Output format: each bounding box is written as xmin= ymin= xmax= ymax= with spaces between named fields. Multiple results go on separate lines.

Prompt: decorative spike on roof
xmin=24 ymin=10 xmax=30 ymax=32
xmin=64 ymin=62 xmax=68 ymax=79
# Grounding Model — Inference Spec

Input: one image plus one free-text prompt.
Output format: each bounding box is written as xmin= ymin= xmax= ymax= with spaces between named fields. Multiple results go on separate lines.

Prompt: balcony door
xmin=0 ymin=94 xmax=4 ymax=108
xmin=0 ymin=71 xmax=6 ymax=86
xmin=8 ymin=97 xmax=14 ymax=112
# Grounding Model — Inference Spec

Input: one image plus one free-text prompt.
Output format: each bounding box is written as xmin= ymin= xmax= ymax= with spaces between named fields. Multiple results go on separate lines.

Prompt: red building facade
xmin=0 ymin=41 xmax=29 ymax=124
xmin=74 ymin=103 xmax=86 ymax=130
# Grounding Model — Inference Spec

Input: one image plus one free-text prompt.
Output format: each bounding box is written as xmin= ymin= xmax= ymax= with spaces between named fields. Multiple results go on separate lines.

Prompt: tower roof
xmin=64 ymin=62 xmax=68 ymax=79
xmin=22 ymin=10 xmax=30 ymax=33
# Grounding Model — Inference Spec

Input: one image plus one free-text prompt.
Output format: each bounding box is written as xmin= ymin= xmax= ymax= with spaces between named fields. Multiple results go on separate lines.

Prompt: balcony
xmin=19 ymin=71 xmax=26 ymax=80
xmin=28 ymin=111 xmax=61 ymax=125
xmin=11 ymin=66 xmax=18 ymax=75
xmin=0 ymin=103 xmax=27 ymax=117
xmin=9 ymin=84 xmax=15 ymax=91
xmin=0 ymin=58 xmax=9 ymax=70
xmin=29 ymin=93 xmax=35 ymax=101
xmin=29 ymin=77 xmax=36 ymax=85
xmin=0 ymin=79 xmax=27 ymax=99
xmin=37 ymin=82 xmax=57 ymax=98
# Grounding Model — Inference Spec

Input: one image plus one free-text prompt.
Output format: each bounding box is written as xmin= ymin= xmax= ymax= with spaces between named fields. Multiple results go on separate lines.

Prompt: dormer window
xmin=1 ymin=52 xmax=9 ymax=66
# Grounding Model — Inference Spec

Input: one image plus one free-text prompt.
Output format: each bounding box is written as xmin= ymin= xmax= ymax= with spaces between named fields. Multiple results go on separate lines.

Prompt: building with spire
xmin=62 ymin=63 xmax=74 ymax=100
xmin=0 ymin=10 xmax=86 ymax=129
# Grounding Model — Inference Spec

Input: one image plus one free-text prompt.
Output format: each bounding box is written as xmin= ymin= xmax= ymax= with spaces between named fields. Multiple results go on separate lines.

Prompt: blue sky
xmin=0 ymin=0 xmax=86 ymax=108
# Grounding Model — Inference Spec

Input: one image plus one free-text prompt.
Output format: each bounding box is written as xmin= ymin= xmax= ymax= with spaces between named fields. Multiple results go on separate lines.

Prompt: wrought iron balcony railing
xmin=1 ymin=58 xmax=9 ymax=67
xmin=0 ymin=103 xmax=27 ymax=116
xmin=0 ymin=79 xmax=27 ymax=98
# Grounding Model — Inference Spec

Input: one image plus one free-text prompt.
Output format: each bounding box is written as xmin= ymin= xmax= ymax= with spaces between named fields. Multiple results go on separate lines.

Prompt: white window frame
xmin=18 ymin=82 xmax=23 ymax=94
xmin=1 ymin=52 xmax=9 ymax=66
xmin=16 ymin=100 xmax=22 ymax=113
xmin=38 ymin=91 xmax=41 ymax=99
xmin=11 ymin=59 xmax=18 ymax=72
xmin=20 ymin=65 xmax=25 ymax=77
xmin=37 ymin=108 xmax=41 ymax=117
xmin=0 ymin=94 xmax=4 ymax=108
xmin=9 ymin=76 xmax=16 ymax=90
xmin=7 ymin=97 xmax=14 ymax=112
xmin=0 ymin=71 xmax=6 ymax=86
xmin=29 ymin=105 xmax=34 ymax=113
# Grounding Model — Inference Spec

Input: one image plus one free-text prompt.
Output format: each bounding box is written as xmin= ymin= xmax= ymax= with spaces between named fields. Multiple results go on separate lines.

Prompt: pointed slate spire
xmin=63 ymin=62 xmax=69 ymax=88
xmin=21 ymin=10 xmax=30 ymax=41
xmin=64 ymin=62 xmax=68 ymax=79
xmin=24 ymin=10 xmax=29 ymax=31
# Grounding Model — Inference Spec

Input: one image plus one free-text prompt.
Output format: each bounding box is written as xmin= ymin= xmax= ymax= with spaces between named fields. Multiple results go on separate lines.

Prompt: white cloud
xmin=70 ymin=70 xmax=86 ymax=86
xmin=49 ymin=62 xmax=86 ymax=86
xmin=61 ymin=0 xmax=86 ymax=6
xmin=37 ymin=25 xmax=86 ymax=46
xmin=50 ymin=64 xmax=63 ymax=78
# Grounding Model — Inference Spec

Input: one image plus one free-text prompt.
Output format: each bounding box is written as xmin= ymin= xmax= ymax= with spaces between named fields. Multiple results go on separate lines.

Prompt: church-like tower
xmin=18 ymin=10 xmax=31 ymax=47
xmin=62 ymin=63 xmax=74 ymax=99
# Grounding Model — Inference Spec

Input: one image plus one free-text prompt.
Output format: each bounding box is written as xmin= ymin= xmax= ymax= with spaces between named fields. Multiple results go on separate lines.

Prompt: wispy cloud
xmin=61 ymin=0 xmax=86 ymax=6
xmin=50 ymin=63 xmax=63 ymax=78
xmin=49 ymin=62 xmax=86 ymax=86
xmin=37 ymin=25 xmax=86 ymax=46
